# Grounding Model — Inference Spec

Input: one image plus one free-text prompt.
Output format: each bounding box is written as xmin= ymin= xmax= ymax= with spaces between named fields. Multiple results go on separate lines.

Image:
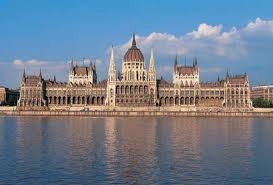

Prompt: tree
xmin=252 ymin=98 xmax=273 ymax=108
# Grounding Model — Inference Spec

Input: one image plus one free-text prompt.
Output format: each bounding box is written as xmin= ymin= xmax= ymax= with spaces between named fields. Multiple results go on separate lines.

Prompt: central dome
xmin=124 ymin=34 xmax=144 ymax=62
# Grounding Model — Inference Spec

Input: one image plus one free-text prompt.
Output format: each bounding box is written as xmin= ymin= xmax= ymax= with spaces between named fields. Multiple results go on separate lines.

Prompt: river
xmin=0 ymin=116 xmax=273 ymax=184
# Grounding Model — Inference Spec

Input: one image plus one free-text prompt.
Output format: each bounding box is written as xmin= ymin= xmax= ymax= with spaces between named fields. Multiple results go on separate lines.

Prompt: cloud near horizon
xmin=13 ymin=59 xmax=49 ymax=68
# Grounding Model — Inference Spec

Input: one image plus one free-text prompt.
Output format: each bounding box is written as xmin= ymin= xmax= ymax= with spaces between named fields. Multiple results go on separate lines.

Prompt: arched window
xmin=116 ymin=86 xmax=120 ymax=95
xmin=134 ymin=86 xmax=138 ymax=94
xmin=130 ymin=86 xmax=133 ymax=94
xmin=139 ymin=86 xmax=143 ymax=94
xmin=125 ymin=86 xmax=129 ymax=94
xmin=144 ymin=86 xmax=148 ymax=94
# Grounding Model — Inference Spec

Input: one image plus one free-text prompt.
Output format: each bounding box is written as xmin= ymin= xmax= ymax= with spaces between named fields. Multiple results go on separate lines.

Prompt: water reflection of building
xmin=114 ymin=118 xmax=157 ymax=183
xmin=104 ymin=117 xmax=118 ymax=174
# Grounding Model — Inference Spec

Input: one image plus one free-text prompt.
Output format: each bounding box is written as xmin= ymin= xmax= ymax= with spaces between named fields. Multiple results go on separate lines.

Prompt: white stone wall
xmin=173 ymin=71 xmax=200 ymax=86
xmin=69 ymin=70 xmax=94 ymax=85
xmin=121 ymin=60 xmax=148 ymax=82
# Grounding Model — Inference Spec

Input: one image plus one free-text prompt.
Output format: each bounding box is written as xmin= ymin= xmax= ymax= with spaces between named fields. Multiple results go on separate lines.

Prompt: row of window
xmin=116 ymin=98 xmax=153 ymax=104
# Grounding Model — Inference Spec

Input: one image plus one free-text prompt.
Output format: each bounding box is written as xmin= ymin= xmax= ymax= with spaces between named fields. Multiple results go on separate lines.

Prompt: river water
xmin=0 ymin=116 xmax=273 ymax=185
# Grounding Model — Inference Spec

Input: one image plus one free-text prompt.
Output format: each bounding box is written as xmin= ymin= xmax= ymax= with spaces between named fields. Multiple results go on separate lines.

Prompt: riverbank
xmin=1 ymin=106 xmax=273 ymax=117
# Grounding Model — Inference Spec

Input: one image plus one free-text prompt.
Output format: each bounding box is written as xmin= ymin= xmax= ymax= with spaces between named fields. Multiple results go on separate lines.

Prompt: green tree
xmin=252 ymin=98 xmax=273 ymax=108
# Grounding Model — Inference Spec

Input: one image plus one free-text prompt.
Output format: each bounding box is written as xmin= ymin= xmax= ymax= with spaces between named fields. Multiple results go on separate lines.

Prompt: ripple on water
xmin=0 ymin=116 xmax=272 ymax=184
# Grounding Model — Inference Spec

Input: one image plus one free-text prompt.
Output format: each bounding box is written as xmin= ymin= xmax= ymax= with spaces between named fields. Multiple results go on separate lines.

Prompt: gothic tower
xmin=148 ymin=49 xmax=156 ymax=82
xmin=107 ymin=46 xmax=116 ymax=106
xmin=148 ymin=48 xmax=157 ymax=105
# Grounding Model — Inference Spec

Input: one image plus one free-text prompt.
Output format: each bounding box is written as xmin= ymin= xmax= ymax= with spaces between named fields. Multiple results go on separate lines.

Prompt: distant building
xmin=251 ymin=85 xmax=273 ymax=101
xmin=16 ymin=34 xmax=253 ymax=110
xmin=0 ymin=86 xmax=19 ymax=106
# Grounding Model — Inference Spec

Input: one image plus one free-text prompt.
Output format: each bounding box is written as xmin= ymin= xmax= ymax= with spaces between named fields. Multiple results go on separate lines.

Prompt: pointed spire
xmin=70 ymin=58 xmax=74 ymax=70
xmin=108 ymin=45 xmax=116 ymax=82
xmin=54 ymin=75 xmax=56 ymax=82
xmin=174 ymin=55 xmax=178 ymax=67
xmin=93 ymin=61 xmax=96 ymax=70
xmin=195 ymin=56 xmax=198 ymax=66
xmin=110 ymin=45 xmax=115 ymax=66
xmin=39 ymin=68 xmax=42 ymax=77
xmin=217 ymin=74 xmax=220 ymax=82
xmin=226 ymin=69 xmax=230 ymax=78
xmin=23 ymin=68 xmax=26 ymax=77
xmin=149 ymin=48 xmax=155 ymax=72
xmin=132 ymin=33 xmax=136 ymax=47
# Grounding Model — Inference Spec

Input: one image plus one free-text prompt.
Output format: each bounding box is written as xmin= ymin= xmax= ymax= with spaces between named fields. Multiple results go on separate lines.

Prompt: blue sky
xmin=1 ymin=0 xmax=273 ymax=87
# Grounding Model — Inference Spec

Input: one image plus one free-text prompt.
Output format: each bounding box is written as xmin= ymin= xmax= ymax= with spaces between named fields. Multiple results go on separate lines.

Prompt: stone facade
xmin=69 ymin=60 xmax=97 ymax=85
xmin=0 ymin=86 xmax=19 ymax=106
xmin=17 ymin=34 xmax=252 ymax=111
xmin=173 ymin=56 xmax=199 ymax=86
xmin=251 ymin=85 xmax=273 ymax=101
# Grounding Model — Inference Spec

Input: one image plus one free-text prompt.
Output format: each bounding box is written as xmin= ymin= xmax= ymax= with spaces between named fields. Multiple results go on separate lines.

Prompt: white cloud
xmin=244 ymin=18 xmax=273 ymax=33
xmin=188 ymin=23 xmax=223 ymax=39
xmin=13 ymin=59 xmax=48 ymax=68
xmin=115 ymin=18 xmax=273 ymax=62
xmin=94 ymin=59 xmax=103 ymax=66
xmin=27 ymin=59 xmax=48 ymax=66
xmin=13 ymin=59 xmax=24 ymax=66
xmin=201 ymin=67 xmax=223 ymax=73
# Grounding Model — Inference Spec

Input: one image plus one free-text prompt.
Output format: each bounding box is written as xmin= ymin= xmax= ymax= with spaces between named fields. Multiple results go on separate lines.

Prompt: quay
xmin=1 ymin=107 xmax=273 ymax=117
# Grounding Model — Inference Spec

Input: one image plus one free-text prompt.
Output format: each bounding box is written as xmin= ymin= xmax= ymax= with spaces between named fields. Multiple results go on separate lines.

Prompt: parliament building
xmin=17 ymin=35 xmax=252 ymax=111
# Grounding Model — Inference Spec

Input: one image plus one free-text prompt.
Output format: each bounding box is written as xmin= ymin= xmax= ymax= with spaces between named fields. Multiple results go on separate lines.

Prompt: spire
xmin=132 ymin=33 xmax=136 ymax=47
xmin=195 ymin=56 xmax=198 ymax=66
xmin=109 ymin=46 xmax=115 ymax=71
xmin=217 ymin=74 xmax=220 ymax=82
xmin=149 ymin=48 xmax=155 ymax=72
xmin=23 ymin=68 xmax=26 ymax=78
xmin=54 ymin=75 xmax=56 ymax=82
xmin=93 ymin=61 xmax=96 ymax=70
xmin=39 ymin=68 xmax=42 ymax=77
xmin=108 ymin=46 xmax=116 ymax=82
xmin=174 ymin=55 xmax=178 ymax=67
xmin=69 ymin=59 xmax=73 ymax=72
xmin=226 ymin=69 xmax=230 ymax=78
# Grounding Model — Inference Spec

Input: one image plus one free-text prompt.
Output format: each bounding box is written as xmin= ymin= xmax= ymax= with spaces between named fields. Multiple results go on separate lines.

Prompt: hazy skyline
xmin=1 ymin=0 xmax=273 ymax=87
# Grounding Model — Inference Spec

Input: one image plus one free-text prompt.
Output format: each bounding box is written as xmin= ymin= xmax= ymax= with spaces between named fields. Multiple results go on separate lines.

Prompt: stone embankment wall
xmin=0 ymin=106 xmax=273 ymax=117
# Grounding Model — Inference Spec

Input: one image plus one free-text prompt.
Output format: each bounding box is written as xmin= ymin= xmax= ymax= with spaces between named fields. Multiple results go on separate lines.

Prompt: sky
xmin=1 ymin=0 xmax=273 ymax=88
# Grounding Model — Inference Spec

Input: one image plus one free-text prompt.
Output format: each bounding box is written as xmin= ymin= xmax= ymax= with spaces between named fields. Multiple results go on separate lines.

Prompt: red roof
xmin=124 ymin=34 xmax=144 ymax=62
xmin=175 ymin=66 xmax=198 ymax=75
xmin=73 ymin=66 xmax=92 ymax=76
